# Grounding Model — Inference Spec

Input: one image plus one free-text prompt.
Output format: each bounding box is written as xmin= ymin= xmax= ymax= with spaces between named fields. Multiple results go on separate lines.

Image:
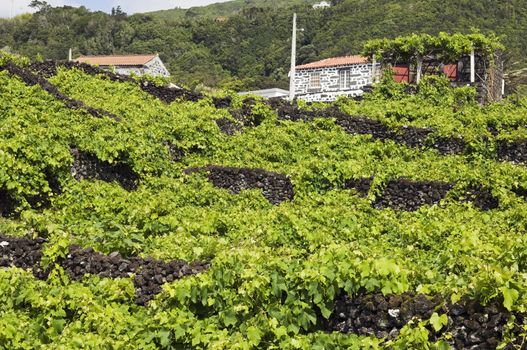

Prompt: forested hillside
xmin=148 ymin=0 xmax=320 ymax=21
xmin=1 ymin=0 xmax=526 ymax=90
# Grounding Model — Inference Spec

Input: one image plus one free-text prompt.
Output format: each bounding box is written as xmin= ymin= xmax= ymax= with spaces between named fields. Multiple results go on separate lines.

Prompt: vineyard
xmin=2 ymin=52 xmax=527 ymax=349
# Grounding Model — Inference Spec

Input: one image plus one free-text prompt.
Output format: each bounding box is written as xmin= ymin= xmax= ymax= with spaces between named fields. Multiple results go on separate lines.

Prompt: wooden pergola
xmin=363 ymin=33 xmax=505 ymax=103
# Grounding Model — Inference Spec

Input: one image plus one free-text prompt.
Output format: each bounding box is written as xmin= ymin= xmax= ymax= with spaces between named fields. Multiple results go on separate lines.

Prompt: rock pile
xmin=276 ymin=103 xmax=317 ymax=122
xmin=392 ymin=126 xmax=434 ymax=148
xmin=327 ymin=292 xmax=442 ymax=339
xmin=460 ymin=185 xmax=500 ymax=211
xmin=343 ymin=177 xmax=373 ymax=196
xmin=133 ymin=257 xmax=209 ymax=306
xmin=373 ymin=179 xmax=453 ymax=212
xmin=61 ymin=246 xmax=209 ymax=305
xmin=431 ymin=136 xmax=468 ymax=155
xmin=188 ymin=166 xmax=295 ymax=205
xmin=334 ymin=114 xmax=394 ymax=140
xmin=344 ymin=177 xmax=500 ymax=212
xmin=0 ymin=235 xmax=209 ymax=305
xmin=139 ymin=80 xmax=201 ymax=103
xmin=215 ymin=117 xmax=244 ymax=135
xmin=0 ymin=235 xmax=45 ymax=271
xmin=163 ymin=141 xmax=186 ymax=162
xmin=497 ymin=139 xmax=527 ymax=164
xmin=0 ymin=171 xmax=62 ymax=217
xmin=0 ymin=190 xmax=17 ymax=218
xmin=511 ymin=186 xmax=527 ymax=199
xmin=212 ymin=96 xmax=232 ymax=109
xmin=215 ymin=98 xmax=265 ymax=135
xmin=70 ymin=149 xmax=139 ymax=191
xmin=326 ymin=292 xmax=517 ymax=349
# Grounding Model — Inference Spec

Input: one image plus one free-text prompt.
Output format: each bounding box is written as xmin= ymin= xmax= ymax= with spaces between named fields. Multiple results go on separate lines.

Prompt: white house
xmin=76 ymin=54 xmax=170 ymax=77
xmin=312 ymin=1 xmax=331 ymax=9
xmin=294 ymin=55 xmax=379 ymax=102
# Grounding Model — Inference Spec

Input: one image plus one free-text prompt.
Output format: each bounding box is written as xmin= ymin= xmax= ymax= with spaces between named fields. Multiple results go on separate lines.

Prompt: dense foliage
xmin=149 ymin=0 xmax=320 ymax=21
xmin=362 ymin=32 xmax=504 ymax=63
xmin=2 ymin=51 xmax=527 ymax=348
xmin=1 ymin=0 xmax=526 ymax=91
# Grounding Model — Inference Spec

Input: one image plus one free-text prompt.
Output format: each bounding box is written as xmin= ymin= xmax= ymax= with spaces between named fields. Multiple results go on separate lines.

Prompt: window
xmin=309 ymin=72 xmax=321 ymax=89
xmin=339 ymin=69 xmax=351 ymax=89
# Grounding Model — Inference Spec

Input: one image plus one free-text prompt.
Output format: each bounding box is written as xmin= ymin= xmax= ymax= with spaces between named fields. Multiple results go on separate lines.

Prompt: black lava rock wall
xmin=325 ymin=291 xmax=520 ymax=349
xmin=187 ymin=166 xmax=295 ymax=205
xmin=0 ymin=235 xmax=209 ymax=305
xmin=70 ymin=149 xmax=139 ymax=191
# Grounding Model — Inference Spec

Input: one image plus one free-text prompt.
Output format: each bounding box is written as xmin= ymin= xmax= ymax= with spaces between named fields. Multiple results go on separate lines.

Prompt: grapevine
xmin=2 ymin=51 xmax=527 ymax=348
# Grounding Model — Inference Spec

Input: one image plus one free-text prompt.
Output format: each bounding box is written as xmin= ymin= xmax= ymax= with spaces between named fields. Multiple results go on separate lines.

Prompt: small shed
xmin=76 ymin=54 xmax=170 ymax=77
xmin=293 ymin=55 xmax=379 ymax=102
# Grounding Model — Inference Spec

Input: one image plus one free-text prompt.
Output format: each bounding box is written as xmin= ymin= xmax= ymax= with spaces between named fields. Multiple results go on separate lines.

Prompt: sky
xmin=0 ymin=0 xmax=232 ymax=18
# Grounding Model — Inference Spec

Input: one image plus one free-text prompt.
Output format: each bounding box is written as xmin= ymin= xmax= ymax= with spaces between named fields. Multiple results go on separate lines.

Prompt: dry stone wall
xmin=0 ymin=234 xmax=209 ymax=305
xmin=325 ymin=291 xmax=522 ymax=349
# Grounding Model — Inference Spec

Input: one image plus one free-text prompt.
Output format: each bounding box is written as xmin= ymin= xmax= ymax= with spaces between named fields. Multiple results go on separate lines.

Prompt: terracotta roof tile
xmin=296 ymin=55 xmax=369 ymax=70
xmin=76 ymin=54 xmax=157 ymax=66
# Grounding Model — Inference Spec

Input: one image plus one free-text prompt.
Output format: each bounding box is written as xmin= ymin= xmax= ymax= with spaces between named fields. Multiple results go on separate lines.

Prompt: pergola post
xmin=470 ymin=48 xmax=475 ymax=83
xmin=416 ymin=57 xmax=423 ymax=84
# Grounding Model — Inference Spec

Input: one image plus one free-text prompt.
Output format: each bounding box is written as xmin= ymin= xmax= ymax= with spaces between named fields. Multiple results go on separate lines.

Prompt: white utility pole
xmin=470 ymin=48 xmax=475 ymax=83
xmin=68 ymin=48 xmax=72 ymax=61
xmin=289 ymin=13 xmax=297 ymax=101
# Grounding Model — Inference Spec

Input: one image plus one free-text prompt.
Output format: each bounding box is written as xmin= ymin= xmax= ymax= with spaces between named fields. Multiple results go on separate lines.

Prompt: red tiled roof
xmin=296 ymin=55 xmax=369 ymax=70
xmin=76 ymin=54 xmax=157 ymax=66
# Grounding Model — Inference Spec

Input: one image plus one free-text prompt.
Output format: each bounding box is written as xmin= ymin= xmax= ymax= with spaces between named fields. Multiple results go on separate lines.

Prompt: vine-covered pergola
xmin=362 ymin=32 xmax=505 ymax=102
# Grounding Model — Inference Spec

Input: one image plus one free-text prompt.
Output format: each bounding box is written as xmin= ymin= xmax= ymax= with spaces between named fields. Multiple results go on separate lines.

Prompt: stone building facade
xmin=294 ymin=55 xmax=378 ymax=102
xmin=76 ymin=54 xmax=170 ymax=77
